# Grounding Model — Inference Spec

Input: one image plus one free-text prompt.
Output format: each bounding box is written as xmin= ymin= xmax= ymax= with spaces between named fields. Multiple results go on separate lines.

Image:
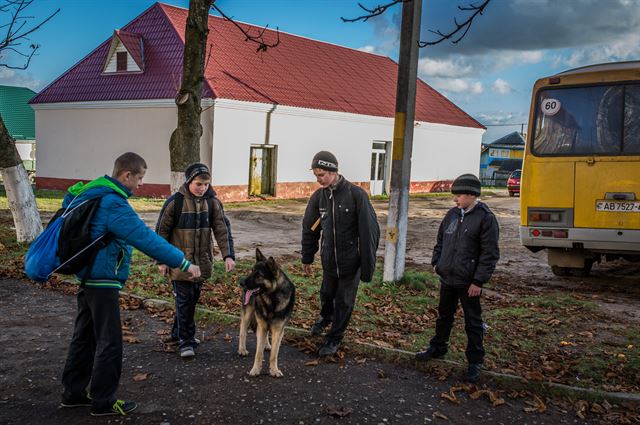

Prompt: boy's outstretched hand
xmin=225 ymin=257 xmax=235 ymax=272
xmin=187 ymin=264 xmax=201 ymax=279
xmin=158 ymin=264 xmax=169 ymax=276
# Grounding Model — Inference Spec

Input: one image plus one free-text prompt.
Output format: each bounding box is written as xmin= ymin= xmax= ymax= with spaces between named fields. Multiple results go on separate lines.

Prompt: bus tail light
xmin=530 ymin=228 xmax=568 ymax=238
xmin=529 ymin=211 xmax=563 ymax=223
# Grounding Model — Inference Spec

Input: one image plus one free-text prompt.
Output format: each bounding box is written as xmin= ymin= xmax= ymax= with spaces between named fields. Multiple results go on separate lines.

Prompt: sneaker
xmin=310 ymin=318 xmax=331 ymax=336
xmin=415 ymin=346 xmax=446 ymax=362
xmin=318 ymin=340 xmax=340 ymax=357
xmin=180 ymin=346 xmax=195 ymax=358
xmin=464 ymin=363 xmax=482 ymax=383
xmin=60 ymin=392 xmax=91 ymax=408
xmin=90 ymin=399 xmax=137 ymax=416
xmin=165 ymin=336 xmax=200 ymax=345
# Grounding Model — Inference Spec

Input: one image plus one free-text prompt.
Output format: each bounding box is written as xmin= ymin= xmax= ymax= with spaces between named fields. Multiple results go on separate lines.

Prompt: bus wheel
xmin=571 ymin=260 xmax=593 ymax=277
xmin=551 ymin=266 xmax=571 ymax=276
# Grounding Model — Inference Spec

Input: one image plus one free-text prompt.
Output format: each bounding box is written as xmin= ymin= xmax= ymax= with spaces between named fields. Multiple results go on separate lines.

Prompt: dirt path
xmin=139 ymin=194 xmax=640 ymax=322
xmin=0 ymin=278 xmax=598 ymax=425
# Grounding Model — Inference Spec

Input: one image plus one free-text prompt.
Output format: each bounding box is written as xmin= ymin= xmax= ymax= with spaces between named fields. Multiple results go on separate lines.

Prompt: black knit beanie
xmin=185 ymin=163 xmax=211 ymax=184
xmin=451 ymin=174 xmax=481 ymax=196
xmin=311 ymin=151 xmax=338 ymax=171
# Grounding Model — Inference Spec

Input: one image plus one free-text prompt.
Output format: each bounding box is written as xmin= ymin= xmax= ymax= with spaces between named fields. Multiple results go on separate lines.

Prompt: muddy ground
xmin=0 ymin=278 xmax=601 ymax=425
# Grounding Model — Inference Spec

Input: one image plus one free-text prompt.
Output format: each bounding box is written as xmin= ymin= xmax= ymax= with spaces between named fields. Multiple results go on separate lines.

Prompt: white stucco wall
xmin=211 ymin=99 xmax=484 ymax=187
xmin=33 ymin=98 xmax=483 ymax=190
xmin=33 ymin=100 xmax=214 ymax=184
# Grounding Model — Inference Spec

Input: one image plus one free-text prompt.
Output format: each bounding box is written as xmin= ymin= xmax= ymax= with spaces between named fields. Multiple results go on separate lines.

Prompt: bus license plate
xmin=596 ymin=200 xmax=640 ymax=212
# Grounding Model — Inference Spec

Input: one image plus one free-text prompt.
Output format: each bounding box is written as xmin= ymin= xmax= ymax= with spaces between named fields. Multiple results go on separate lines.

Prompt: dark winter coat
xmin=431 ymin=201 xmax=500 ymax=288
xmin=301 ymin=176 xmax=380 ymax=282
xmin=155 ymin=185 xmax=234 ymax=282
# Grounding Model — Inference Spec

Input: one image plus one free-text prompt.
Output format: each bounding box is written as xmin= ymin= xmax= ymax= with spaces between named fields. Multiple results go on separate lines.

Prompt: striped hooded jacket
xmin=156 ymin=185 xmax=235 ymax=282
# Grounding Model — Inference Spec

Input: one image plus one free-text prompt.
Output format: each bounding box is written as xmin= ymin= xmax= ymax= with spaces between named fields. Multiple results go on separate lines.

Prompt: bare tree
xmin=0 ymin=0 xmax=59 ymax=242
xmin=169 ymin=0 xmax=279 ymax=192
xmin=342 ymin=0 xmax=490 ymax=47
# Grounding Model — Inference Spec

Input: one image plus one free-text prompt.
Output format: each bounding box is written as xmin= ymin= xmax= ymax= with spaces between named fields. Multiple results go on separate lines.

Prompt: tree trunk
xmin=169 ymin=0 xmax=211 ymax=193
xmin=0 ymin=117 xmax=42 ymax=243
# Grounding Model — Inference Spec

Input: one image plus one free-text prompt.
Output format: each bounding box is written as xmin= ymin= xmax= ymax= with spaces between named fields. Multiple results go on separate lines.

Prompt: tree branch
xmin=418 ymin=0 xmax=490 ymax=47
xmin=210 ymin=3 xmax=280 ymax=53
xmin=341 ymin=0 xmax=410 ymax=23
xmin=0 ymin=0 xmax=59 ymax=69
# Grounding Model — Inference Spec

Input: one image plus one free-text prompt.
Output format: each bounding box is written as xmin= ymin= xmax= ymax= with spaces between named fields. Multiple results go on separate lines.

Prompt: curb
xmin=125 ymin=292 xmax=640 ymax=406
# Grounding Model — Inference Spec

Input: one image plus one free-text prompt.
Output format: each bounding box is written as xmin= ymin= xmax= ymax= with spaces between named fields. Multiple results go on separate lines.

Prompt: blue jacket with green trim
xmin=62 ymin=175 xmax=190 ymax=289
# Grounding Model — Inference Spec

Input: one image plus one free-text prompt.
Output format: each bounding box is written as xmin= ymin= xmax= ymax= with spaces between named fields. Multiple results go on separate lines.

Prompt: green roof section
xmin=0 ymin=85 xmax=36 ymax=140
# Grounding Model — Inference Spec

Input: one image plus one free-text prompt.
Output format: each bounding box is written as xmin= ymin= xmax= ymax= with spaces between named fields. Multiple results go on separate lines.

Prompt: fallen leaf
xmin=326 ymin=406 xmax=353 ymax=418
xmin=440 ymin=390 xmax=459 ymax=405
xmin=133 ymin=373 xmax=149 ymax=382
xmin=377 ymin=369 xmax=386 ymax=379
xmin=355 ymin=356 xmax=367 ymax=364
xmin=433 ymin=411 xmax=449 ymax=420
xmin=223 ymin=333 xmax=233 ymax=342
xmin=123 ymin=335 xmax=141 ymax=344
xmin=524 ymin=371 xmax=545 ymax=381
xmin=305 ymin=359 xmax=319 ymax=367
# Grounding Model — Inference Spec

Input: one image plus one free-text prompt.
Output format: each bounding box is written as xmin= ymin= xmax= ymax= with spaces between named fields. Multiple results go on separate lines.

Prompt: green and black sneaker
xmin=90 ymin=399 xmax=137 ymax=416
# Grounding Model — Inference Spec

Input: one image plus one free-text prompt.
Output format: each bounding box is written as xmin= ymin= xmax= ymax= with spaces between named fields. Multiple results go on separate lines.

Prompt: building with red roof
xmin=31 ymin=2 xmax=485 ymax=200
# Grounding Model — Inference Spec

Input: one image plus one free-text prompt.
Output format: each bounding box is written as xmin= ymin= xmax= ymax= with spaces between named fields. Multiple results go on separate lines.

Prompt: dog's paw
xmin=249 ymin=367 xmax=262 ymax=376
xmin=269 ymin=368 xmax=283 ymax=378
xmin=238 ymin=348 xmax=249 ymax=357
xmin=264 ymin=343 xmax=272 ymax=351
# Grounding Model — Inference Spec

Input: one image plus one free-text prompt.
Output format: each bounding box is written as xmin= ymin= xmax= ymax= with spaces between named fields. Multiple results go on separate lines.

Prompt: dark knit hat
xmin=311 ymin=151 xmax=338 ymax=171
xmin=185 ymin=163 xmax=211 ymax=184
xmin=451 ymin=174 xmax=481 ymax=196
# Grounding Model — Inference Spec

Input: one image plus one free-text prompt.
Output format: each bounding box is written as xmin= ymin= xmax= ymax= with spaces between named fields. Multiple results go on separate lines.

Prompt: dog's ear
xmin=267 ymin=256 xmax=278 ymax=275
xmin=256 ymin=248 xmax=267 ymax=262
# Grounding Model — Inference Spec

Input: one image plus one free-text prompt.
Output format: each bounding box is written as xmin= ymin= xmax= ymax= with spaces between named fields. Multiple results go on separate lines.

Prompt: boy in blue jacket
xmin=59 ymin=152 xmax=200 ymax=416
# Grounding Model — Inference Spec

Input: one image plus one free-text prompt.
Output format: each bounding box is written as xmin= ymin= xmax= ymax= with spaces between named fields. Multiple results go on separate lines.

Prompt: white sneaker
xmin=180 ymin=347 xmax=195 ymax=358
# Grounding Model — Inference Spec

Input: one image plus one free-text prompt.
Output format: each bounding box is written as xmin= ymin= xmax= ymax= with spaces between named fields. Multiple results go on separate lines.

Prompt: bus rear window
xmin=532 ymin=84 xmax=640 ymax=155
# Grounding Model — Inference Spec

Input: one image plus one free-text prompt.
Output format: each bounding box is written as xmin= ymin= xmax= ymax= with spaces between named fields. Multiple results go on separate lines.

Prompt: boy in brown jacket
xmin=156 ymin=163 xmax=235 ymax=358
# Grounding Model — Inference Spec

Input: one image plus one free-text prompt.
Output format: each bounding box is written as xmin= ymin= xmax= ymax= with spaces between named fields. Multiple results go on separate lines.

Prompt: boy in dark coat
xmin=415 ymin=174 xmax=500 ymax=382
xmin=301 ymin=151 xmax=380 ymax=356
xmin=155 ymin=163 xmax=235 ymax=358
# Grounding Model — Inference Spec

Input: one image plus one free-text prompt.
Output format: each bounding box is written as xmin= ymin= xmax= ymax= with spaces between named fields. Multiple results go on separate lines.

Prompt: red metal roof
xmin=31 ymin=3 xmax=483 ymax=129
xmin=114 ymin=30 xmax=145 ymax=71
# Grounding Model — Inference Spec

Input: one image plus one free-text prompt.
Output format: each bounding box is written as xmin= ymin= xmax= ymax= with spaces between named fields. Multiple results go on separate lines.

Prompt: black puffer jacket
xmin=301 ymin=177 xmax=380 ymax=282
xmin=432 ymin=202 xmax=500 ymax=287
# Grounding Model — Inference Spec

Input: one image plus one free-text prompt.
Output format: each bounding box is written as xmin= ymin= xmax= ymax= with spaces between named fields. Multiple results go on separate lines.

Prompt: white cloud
xmin=358 ymin=45 xmax=376 ymax=54
xmin=492 ymin=78 xmax=512 ymax=95
xmin=554 ymin=33 xmax=640 ymax=68
xmin=0 ymin=68 xmax=43 ymax=91
xmin=426 ymin=77 xmax=483 ymax=95
xmin=476 ymin=110 xmax=528 ymax=125
xmin=417 ymin=57 xmax=473 ymax=78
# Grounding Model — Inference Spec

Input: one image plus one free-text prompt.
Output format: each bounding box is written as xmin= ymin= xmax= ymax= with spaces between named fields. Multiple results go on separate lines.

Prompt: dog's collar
xmin=243 ymin=288 xmax=261 ymax=305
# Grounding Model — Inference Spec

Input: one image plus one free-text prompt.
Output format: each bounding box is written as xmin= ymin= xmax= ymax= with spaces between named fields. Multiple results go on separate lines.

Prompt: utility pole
xmin=383 ymin=0 xmax=422 ymax=282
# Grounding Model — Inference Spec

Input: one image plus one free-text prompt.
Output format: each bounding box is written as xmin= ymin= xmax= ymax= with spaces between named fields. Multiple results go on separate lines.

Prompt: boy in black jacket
xmin=301 ymin=151 xmax=380 ymax=357
xmin=416 ymin=174 xmax=499 ymax=382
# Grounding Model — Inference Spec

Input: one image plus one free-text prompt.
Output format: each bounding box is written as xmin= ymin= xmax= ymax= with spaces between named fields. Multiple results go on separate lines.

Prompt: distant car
xmin=507 ymin=169 xmax=521 ymax=197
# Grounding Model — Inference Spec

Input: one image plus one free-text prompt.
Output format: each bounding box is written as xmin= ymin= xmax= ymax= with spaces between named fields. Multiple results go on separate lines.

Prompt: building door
xmin=249 ymin=145 xmax=278 ymax=197
xmin=370 ymin=142 xmax=388 ymax=196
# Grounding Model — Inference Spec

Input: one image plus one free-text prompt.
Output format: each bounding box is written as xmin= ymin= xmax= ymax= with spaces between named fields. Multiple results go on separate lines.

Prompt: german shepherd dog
xmin=238 ymin=249 xmax=295 ymax=377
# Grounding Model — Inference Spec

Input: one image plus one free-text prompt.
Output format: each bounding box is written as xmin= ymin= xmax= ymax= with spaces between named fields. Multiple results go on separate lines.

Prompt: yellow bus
xmin=520 ymin=61 xmax=640 ymax=276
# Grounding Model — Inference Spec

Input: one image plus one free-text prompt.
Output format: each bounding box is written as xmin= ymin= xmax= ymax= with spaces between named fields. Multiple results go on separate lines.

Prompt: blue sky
xmin=3 ymin=0 xmax=640 ymax=142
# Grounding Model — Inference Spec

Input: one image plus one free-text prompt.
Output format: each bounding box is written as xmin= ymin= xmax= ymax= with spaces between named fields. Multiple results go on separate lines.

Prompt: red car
xmin=507 ymin=169 xmax=521 ymax=197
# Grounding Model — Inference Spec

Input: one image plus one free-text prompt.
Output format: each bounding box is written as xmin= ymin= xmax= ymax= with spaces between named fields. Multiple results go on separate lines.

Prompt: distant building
xmin=479 ymin=131 xmax=525 ymax=185
xmin=0 ymin=85 xmax=36 ymax=172
xmin=31 ymin=2 xmax=485 ymax=200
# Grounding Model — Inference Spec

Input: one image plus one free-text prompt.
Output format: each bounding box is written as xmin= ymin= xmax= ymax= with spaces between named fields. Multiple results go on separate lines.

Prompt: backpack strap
xmin=171 ymin=192 xmax=184 ymax=231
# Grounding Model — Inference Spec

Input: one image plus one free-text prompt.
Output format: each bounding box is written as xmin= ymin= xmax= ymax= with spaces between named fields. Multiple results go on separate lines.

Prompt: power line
xmin=483 ymin=123 xmax=528 ymax=127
